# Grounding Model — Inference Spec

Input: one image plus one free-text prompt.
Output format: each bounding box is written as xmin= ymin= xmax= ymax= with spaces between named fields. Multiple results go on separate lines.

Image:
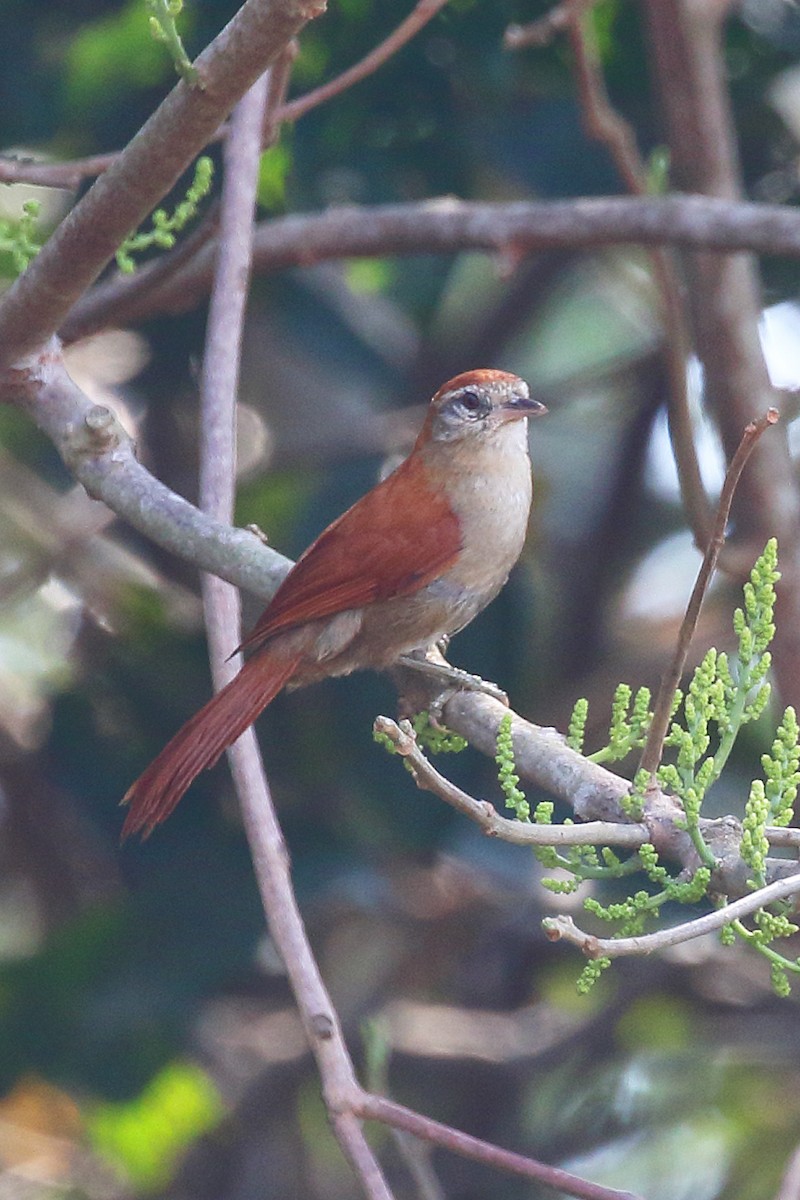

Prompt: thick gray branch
xmin=10 ymin=346 xmax=292 ymax=597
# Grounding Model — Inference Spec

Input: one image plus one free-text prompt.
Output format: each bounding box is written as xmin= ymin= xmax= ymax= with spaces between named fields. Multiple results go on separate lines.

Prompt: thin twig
xmin=0 ymin=151 xmax=121 ymax=190
xmin=639 ymin=408 xmax=779 ymax=778
xmin=358 ymin=1094 xmax=640 ymax=1200
xmin=543 ymin=869 xmax=800 ymax=960
xmin=276 ymin=0 xmax=450 ymax=122
xmin=503 ymin=4 xmax=574 ymax=49
xmin=262 ymin=40 xmax=299 ymax=146
xmin=374 ymin=717 xmax=648 ymax=847
xmin=641 ymin=0 xmax=800 ymax=721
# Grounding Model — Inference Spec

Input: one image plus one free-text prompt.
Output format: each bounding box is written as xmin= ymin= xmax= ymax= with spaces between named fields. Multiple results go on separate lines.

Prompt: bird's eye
xmin=456 ymin=390 xmax=489 ymax=418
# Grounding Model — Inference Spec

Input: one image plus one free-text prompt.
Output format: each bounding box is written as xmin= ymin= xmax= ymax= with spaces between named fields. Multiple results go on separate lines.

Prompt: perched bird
xmin=121 ymin=369 xmax=545 ymax=838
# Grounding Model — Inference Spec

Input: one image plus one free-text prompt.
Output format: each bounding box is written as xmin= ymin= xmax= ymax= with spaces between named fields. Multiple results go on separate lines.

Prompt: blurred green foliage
xmin=88 ymin=1061 xmax=223 ymax=1188
xmin=64 ymin=0 xmax=176 ymax=114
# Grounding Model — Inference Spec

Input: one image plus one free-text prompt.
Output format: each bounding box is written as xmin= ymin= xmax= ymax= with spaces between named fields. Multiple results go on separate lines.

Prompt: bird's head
xmin=422 ymin=369 xmax=546 ymax=445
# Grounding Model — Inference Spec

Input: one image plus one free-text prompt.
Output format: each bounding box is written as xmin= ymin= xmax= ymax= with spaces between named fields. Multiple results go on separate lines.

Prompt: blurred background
xmin=2 ymin=1 xmax=800 ymax=1197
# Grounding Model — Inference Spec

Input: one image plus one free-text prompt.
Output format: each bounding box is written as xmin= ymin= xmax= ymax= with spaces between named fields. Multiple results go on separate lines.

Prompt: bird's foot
xmin=395 ymin=652 xmax=509 ymax=709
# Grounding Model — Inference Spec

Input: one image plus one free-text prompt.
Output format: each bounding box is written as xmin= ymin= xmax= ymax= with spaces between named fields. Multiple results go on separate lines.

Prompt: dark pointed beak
xmin=501 ymin=394 xmax=547 ymax=419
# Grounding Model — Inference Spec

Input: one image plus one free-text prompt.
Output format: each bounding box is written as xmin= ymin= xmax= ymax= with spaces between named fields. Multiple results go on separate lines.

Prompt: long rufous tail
xmin=121 ymin=649 xmax=302 ymax=840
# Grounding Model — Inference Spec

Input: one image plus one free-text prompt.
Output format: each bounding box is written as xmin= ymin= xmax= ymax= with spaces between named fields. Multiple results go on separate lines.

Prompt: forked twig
xmin=280 ymin=0 xmax=450 ymax=123
xmin=374 ymin=716 xmax=649 ymax=847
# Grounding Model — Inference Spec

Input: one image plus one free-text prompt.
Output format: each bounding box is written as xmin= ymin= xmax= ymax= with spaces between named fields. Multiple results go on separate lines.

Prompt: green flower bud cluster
xmin=146 ymin=0 xmax=198 ymax=82
xmin=116 ymin=156 xmax=213 ymax=273
xmin=0 ymin=200 xmax=42 ymax=275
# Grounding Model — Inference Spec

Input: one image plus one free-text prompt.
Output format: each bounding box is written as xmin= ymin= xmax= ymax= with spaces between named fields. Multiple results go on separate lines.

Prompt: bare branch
xmin=639 ymin=408 xmax=779 ymax=777
xmin=358 ymin=1093 xmax=641 ymax=1200
xmin=197 ymin=74 xmax=392 ymax=1200
xmin=543 ymin=871 xmax=800 ymax=960
xmin=0 ymin=0 xmax=326 ymax=372
xmin=9 ymin=349 xmax=292 ymax=598
xmin=503 ymin=4 xmax=575 ymax=49
xmin=60 ymin=193 xmax=800 ymax=342
xmin=0 ymin=151 xmax=121 ymax=189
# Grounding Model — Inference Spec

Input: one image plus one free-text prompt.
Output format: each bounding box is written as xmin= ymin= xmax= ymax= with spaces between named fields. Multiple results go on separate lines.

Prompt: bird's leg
xmin=396 ymin=645 xmax=509 ymax=711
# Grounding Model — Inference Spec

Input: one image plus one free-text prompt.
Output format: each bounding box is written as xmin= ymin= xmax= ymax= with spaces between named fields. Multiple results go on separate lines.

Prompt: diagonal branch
xmin=357 ymin=1093 xmax=640 ymax=1200
xmin=8 ymin=349 xmax=293 ymax=599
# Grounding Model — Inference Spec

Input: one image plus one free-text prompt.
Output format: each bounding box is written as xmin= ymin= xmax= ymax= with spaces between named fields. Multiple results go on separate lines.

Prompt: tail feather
xmin=121 ymin=650 xmax=302 ymax=840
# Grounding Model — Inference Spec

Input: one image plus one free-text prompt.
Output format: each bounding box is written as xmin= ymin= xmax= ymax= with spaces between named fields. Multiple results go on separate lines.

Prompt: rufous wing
xmin=238 ymin=452 xmax=462 ymax=653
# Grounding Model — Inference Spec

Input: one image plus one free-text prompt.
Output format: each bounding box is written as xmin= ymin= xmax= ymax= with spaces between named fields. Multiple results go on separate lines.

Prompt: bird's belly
xmin=360 ymin=577 xmax=487 ymax=661
xmin=316 ymin=548 xmax=519 ymax=680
